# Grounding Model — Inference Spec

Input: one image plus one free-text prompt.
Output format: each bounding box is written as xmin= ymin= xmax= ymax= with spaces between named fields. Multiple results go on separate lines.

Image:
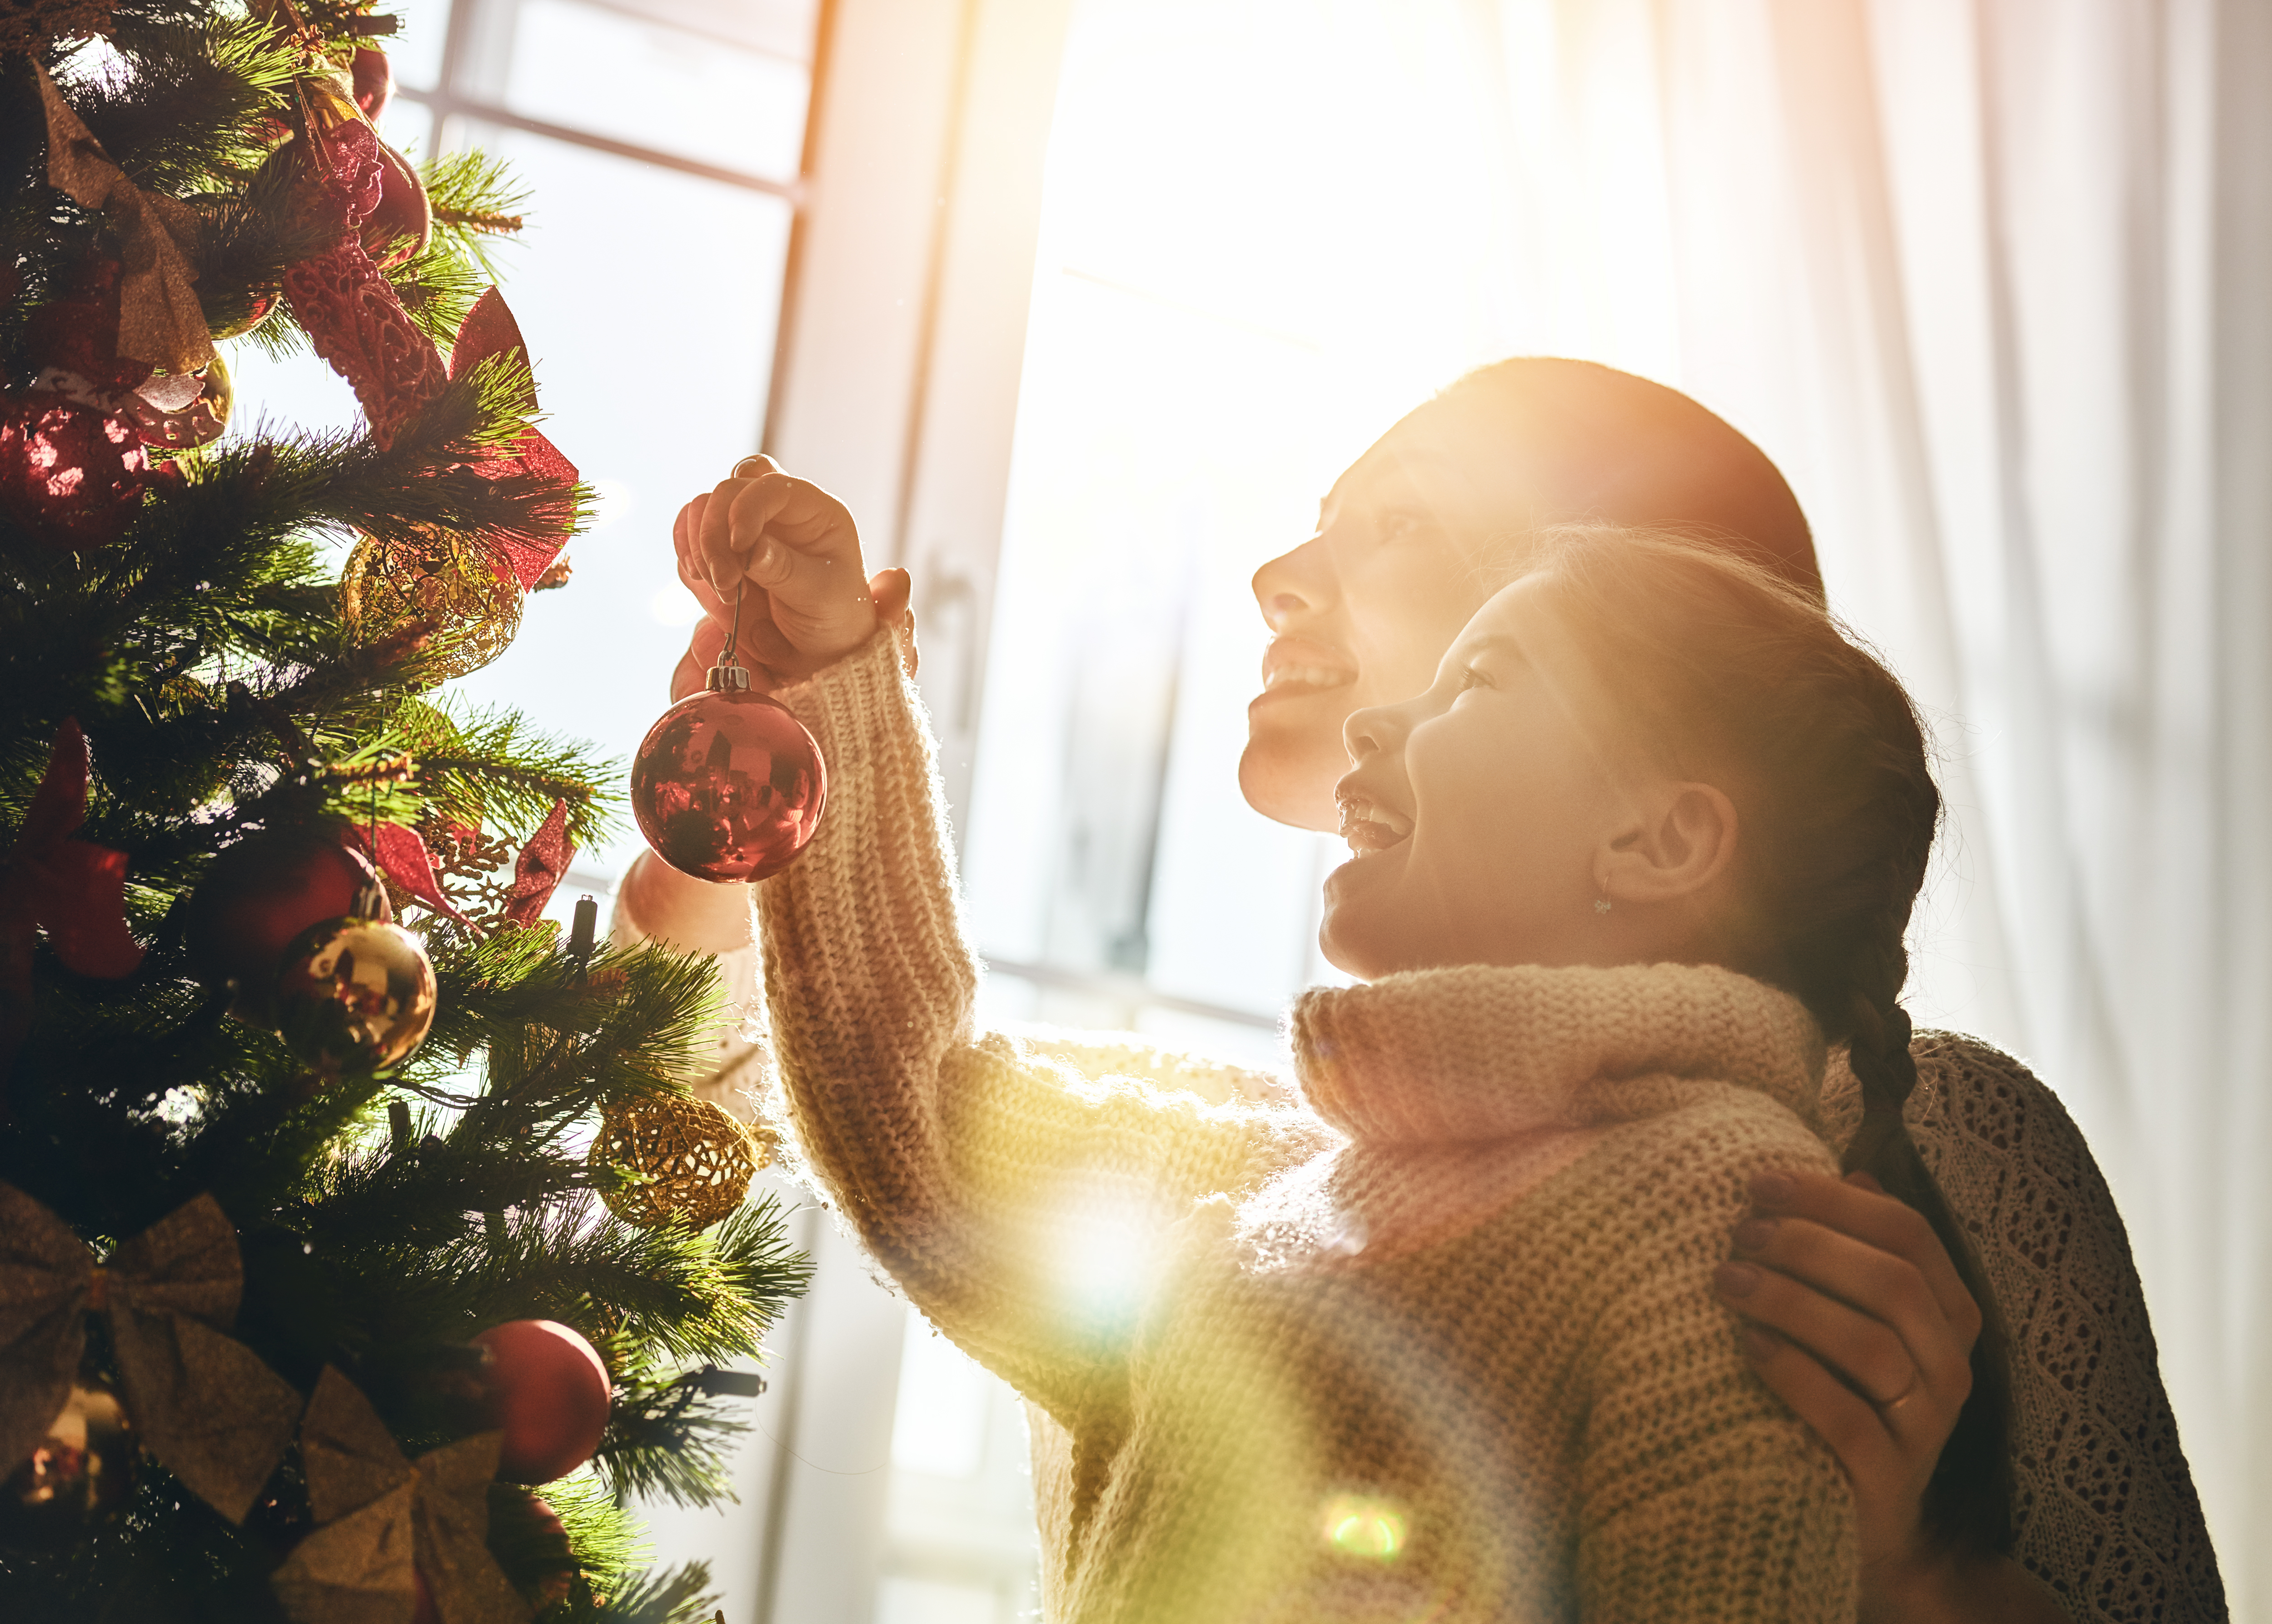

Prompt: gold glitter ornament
xmin=589 ymin=1095 xmax=763 ymax=1230
xmin=341 ymin=528 xmax=521 ymax=680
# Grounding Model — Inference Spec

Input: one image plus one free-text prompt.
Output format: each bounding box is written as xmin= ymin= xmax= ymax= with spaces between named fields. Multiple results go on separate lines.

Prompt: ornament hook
xmin=708 ymin=579 xmax=752 ymax=693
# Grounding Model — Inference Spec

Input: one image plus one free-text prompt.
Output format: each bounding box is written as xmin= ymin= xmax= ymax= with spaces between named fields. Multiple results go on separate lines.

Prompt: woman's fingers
xmin=1721 ymin=1214 xmax=1974 ymax=1431
xmin=1740 ymin=1325 xmax=1908 ymax=1470
xmin=728 ymin=475 xmax=873 ymax=659
xmin=677 ymin=467 xmax=876 ymax=672
xmin=1713 ymin=1248 xmax=1929 ymax=1405
xmin=870 ymin=568 xmax=918 ymax=676
xmin=1752 ymin=1168 xmax=1982 ymax=1341
xmin=1737 ymin=1326 xmax=1927 ymax=1568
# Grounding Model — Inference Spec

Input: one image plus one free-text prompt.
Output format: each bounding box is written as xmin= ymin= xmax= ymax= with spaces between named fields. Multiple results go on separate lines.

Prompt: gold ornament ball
xmin=125 ymin=352 xmax=231 ymax=449
xmin=273 ymin=916 xmax=438 ymax=1076
xmin=342 ymin=528 xmax=522 ymax=681
xmin=0 ymin=1376 xmax=138 ymax=1544
xmin=590 ymin=1095 xmax=764 ymax=1230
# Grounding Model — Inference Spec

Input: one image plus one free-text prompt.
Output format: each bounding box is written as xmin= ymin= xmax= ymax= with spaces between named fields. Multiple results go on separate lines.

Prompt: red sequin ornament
xmin=0 ymin=391 xmax=164 ymax=548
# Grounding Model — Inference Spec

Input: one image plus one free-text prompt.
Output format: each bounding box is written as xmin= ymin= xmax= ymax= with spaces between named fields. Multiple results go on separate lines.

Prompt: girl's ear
xmin=1598 ymin=782 xmax=1740 ymax=905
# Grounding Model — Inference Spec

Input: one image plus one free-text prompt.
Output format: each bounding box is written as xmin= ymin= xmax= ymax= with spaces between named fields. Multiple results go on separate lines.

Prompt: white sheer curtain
xmin=1463 ymin=0 xmax=2267 ymax=1605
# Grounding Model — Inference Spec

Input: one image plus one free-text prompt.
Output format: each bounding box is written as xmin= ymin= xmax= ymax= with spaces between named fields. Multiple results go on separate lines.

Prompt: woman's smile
xmin=1256 ymin=634 xmax=1359 ymax=703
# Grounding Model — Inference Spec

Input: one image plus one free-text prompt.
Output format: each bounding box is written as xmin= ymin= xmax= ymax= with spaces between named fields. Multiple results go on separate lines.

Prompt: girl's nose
xmin=1343 ymin=699 xmax=1410 ymax=766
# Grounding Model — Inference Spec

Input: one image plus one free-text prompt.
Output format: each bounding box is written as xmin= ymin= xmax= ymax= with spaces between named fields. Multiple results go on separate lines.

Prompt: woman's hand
xmin=1713 ymin=1169 xmax=1983 ymax=1603
xmin=665 ymin=455 xmax=905 ymax=696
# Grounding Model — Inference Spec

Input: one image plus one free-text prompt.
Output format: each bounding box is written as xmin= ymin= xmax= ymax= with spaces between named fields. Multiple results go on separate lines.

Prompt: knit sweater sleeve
xmin=1011 ymin=1031 xmax=1297 ymax=1108
xmin=755 ymin=629 xmax=1329 ymax=1417
xmin=1574 ymin=1091 xmax=1859 ymax=1623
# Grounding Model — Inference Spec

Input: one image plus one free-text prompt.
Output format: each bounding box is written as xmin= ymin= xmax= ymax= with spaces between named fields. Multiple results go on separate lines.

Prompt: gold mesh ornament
xmin=342 ymin=528 xmax=521 ymax=680
xmin=589 ymin=1095 xmax=764 ymax=1230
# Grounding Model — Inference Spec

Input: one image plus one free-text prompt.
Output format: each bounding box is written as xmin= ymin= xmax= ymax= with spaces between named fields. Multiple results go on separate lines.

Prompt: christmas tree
xmin=0 ymin=3 xmax=810 ymax=1620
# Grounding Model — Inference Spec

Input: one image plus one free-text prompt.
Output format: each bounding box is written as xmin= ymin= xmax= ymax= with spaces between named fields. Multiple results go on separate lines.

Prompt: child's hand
xmin=669 ymin=455 xmax=883 ymax=687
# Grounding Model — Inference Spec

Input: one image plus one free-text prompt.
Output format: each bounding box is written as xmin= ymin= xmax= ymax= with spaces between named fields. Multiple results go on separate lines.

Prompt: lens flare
xmin=1321 ymin=1493 xmax=1408 ymax=1562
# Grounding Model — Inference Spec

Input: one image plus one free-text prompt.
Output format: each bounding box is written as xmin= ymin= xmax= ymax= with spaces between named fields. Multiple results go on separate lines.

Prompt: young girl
xmin=654 ymin=462 xmax=2064 ymax=1614
xmin=624 ymin=365 xmax=2222 ymax=1619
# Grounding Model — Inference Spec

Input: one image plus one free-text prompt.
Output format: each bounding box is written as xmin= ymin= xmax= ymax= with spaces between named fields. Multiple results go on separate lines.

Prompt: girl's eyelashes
xmin=1455 ymin=663 xmax=1495 ymax=694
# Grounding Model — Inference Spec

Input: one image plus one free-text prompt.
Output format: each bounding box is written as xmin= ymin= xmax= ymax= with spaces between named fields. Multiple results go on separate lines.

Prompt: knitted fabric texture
xmin=748 ymin=628 xmax=1858 ymax=1623
xmin=1819 ymin=1047 xmax=2227 ymax=1620
xmin=615 ymin=636 xmax=2229 ymax=1622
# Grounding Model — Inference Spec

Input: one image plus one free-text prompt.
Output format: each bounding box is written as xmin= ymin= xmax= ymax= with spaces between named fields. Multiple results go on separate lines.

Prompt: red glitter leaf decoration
xmin=348 ymin=821 xmax=471 ymax=928
xmin=504 ymin=799 xmax=574 ymax=928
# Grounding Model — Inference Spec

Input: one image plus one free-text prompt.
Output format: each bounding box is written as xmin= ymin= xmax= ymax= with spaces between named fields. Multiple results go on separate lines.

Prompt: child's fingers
xmin=870 ymin=568 xmax=918 ymax=676
xmin=1749 ymin=1168 xmax=1982 ymax=1339
xmin=695 ymin=476 xmax=760 ymax=599
xmin=724 ymin=472 xmax=859 ymax=558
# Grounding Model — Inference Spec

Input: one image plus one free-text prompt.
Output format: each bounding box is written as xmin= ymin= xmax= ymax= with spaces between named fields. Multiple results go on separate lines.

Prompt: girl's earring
xmin=1594 ymin=897 xmax=1612 ymax=916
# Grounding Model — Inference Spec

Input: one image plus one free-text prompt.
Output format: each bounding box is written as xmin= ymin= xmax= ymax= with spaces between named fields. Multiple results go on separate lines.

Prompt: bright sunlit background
xmin=230 ymin=0 xmax=2269 ymax=1617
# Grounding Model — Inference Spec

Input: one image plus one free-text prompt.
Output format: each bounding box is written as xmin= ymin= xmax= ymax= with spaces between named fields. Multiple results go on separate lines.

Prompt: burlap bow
xmin=270 ymin=1366 xmax=529 ymax=1624
xmin=0 ymin=1183 xmax=301 ymax=1522
xmin=36 ymin=63 xmax=215 ymax=375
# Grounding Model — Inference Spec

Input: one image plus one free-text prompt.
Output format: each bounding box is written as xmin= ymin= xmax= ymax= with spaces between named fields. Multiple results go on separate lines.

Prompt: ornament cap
xmin=706 ymin=660 xmax=752 ymax=692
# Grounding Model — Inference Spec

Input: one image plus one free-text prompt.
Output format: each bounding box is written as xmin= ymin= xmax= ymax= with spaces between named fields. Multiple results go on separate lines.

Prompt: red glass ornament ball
xmin=185 ymin=829 xmax=392 ymax=1015
xmin=523 ymin=1494 xmax=576 ymax=1607
xmin=0 ymin=392 xmax=165 ymax=549
xmin=630 ymin=689 xmax=827 ymax=884
xmin=364 ymin=142 xmax=433 ymax=271
xmin=352 ymin=48 xmax=394 ymax=121
xmin=473 ymin=1320 xmax=613 ymax=1485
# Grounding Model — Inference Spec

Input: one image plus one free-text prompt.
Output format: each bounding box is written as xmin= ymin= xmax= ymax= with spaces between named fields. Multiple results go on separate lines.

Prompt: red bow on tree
xmin=2 ymin=721 xmax=144 ymax=1078
xmin=448 ymin=289 xmax=578 ymax=591
xmin=2 ymin=721 xmax=144 ymax=983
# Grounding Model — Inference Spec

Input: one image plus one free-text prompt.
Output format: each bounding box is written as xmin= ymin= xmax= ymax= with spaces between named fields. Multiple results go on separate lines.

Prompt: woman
xmin=653 ymin=493 xmax=2053 ymax=1616
xmin=621 ymin=364 xmax=2223 ymax=1619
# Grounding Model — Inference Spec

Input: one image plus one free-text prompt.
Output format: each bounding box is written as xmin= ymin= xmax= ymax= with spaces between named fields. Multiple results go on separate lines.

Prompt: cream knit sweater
xmin=744 ymin=629 xmax=1858 ymax=1622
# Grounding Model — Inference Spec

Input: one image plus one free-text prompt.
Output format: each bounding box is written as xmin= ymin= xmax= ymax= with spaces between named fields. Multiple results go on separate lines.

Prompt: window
xmin=230 ymin=0 xmax=819 ymax=900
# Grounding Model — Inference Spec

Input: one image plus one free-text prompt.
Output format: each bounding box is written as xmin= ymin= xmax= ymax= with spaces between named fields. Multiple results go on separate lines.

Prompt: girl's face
xmin=1319 ymin=575 xmax=1627 ymax=979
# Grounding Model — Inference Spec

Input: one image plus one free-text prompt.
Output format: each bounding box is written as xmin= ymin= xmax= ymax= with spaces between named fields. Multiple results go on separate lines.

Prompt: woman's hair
xmin=1434 ymin=358 xmax=1824 ymax=599
xmin=1522 ymin=524 xmax=2015 ymax=1555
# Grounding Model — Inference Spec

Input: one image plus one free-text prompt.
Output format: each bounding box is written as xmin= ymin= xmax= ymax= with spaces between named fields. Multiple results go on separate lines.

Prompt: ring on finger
xmin=1876 ymin=1373 xmax=1924 ymax=1411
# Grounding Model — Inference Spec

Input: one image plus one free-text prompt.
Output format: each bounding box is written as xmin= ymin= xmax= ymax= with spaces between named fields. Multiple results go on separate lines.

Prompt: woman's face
xmin=1242 ymin=401 xmax=1549 ymax=833
xmin=1319 ymin=575 xmax=1627 ymax=980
